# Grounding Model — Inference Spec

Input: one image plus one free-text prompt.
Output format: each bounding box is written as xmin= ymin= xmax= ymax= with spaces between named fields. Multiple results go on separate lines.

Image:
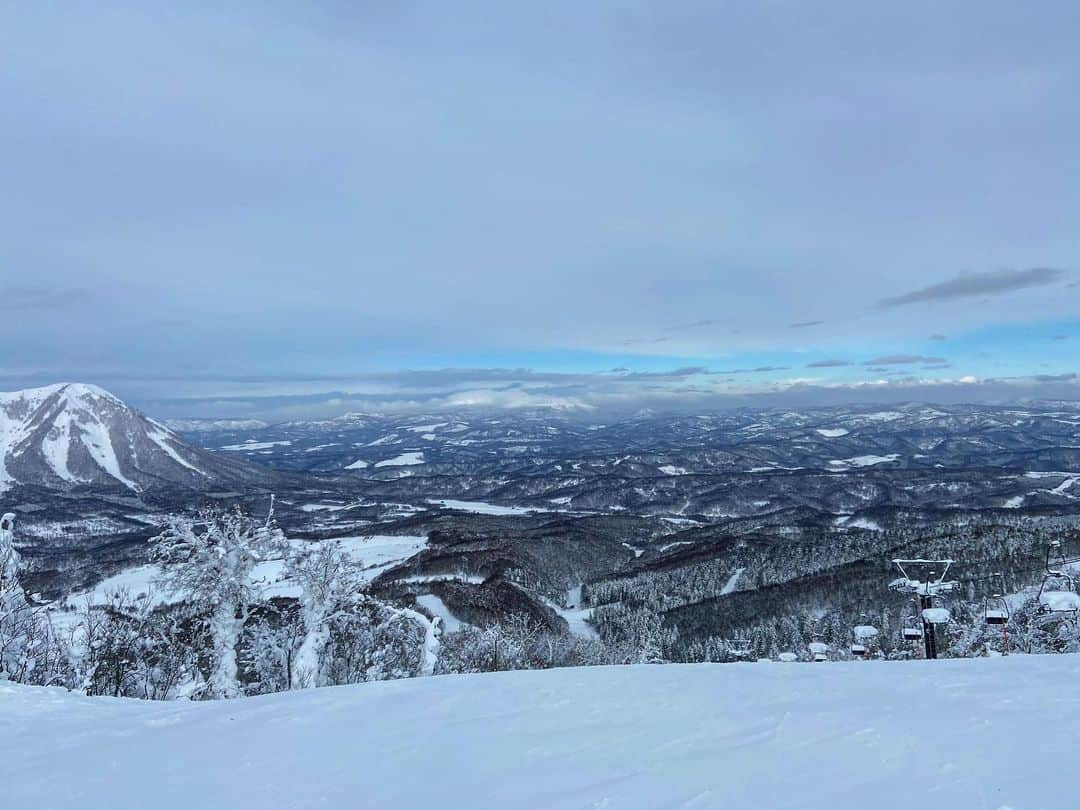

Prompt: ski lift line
xmin=890 ymin=554 xmax=1080 ymax=591
xmin=891 ymin=558 xmax=955 ymax=565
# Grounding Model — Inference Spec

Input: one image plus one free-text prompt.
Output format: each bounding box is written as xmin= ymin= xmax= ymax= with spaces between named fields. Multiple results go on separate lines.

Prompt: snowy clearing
xmin=375 ymin=451 xmax=425 ymax=467
xmin=219 ymin=440 xmax=291 ymax=451
xmin=834 ymin=515 xmax=884 ymax=531
xmin=721 ymin=567 xmax=744 ymax=594
xmin=426 ymin=499 xmax=542 ymax=516
xmin=5 ymin=655 xmax=1080 ymax=809
xmin=815 ymin=428 xmax=849 ymax=437
xmin=531 ymin=585 xmax=598 ymax=639
xmin=415 ymin=593 xmax=465 ymax=632
xmin=828 ymin=454 xmax=900 ymax=468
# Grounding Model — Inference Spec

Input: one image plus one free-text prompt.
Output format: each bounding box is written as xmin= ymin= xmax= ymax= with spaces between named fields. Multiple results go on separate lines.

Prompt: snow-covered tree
xmin=242 ymin=608 xmax=304 ymax=694
xmin=0 ymin=512 xmax=70 ymax=685
xmin=0 ymin=513 xmax=18 ymax=586
xmin=1 ymin=512 xmax=34 ymax=681
xmin=286 ymin=542 xmax=358 ymax=689
xmin=151 ymin=505 xmax=286 ymax=699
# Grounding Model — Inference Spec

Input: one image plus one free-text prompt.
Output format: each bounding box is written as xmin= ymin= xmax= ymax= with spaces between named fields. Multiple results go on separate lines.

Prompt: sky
xmin=1 ymin=2 xmax=1078 ymax=418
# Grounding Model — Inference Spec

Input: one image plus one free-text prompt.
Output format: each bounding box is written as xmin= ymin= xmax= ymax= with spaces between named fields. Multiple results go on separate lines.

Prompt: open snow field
xmin=4 ymin=655 xmax=1077 ymax=809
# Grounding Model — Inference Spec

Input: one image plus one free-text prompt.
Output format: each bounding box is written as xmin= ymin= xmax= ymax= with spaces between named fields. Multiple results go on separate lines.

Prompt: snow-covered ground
xmin=5 ymin=655 xmax=1080 ymax=809
xmin=219 ymin=440 xmax=291 ymax=451
xmin=375 ymin=451 xmax=424 ymax=467
xmin=828 ymin=454 xmax=900 ymax=468
xmin=61 ymin=535 xmax=429 ymax=608
xmin=426 ymin=498 xmax=544 ymax=516
xmin=415 ymin=593 xmax=465 ymax=631
xmin=815 ymin=427 xmax=849 ymax=437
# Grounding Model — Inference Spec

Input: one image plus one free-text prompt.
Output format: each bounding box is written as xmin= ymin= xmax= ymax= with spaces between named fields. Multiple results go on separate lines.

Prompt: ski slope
xmin=4 ymin=655 xmax=1076 ymax=809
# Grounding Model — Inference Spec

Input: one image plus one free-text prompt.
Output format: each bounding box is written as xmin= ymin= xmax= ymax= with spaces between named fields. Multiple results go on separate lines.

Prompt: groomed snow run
xmin=6 ymin=655 xmax=1080 ymax=809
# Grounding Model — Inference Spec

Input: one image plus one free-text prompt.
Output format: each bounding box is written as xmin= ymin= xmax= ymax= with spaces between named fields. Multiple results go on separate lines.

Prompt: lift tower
xmin=890 ymin=559 xmax=957 ymax=660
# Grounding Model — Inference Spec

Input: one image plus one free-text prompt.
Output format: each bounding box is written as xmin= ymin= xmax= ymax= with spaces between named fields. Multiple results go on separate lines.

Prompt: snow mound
xmin=6 ymin=656 xmax=1080 ymax=809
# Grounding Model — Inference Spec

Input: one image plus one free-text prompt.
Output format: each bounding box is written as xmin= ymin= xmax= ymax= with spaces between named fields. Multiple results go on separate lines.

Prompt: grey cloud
xmin=720 ymin=366 xmax=791 ymax=374
xmin=790 ymin=320 xmax=824 ymax=328
xmin=878 ymin=268 xmax=1065 ymax=309
xmin=664 ymin=319 xmax=716 ymax=332
xmin=609 ymin=366 xmax=708 ymax=380
xmin=126 ymin=370 xmax=1080 ymax=422
xmin=929 ymin=334 xmax=947 ymax=341
xmin=863 ymin=355 xmax=947 ymax=366
xmin=1052 ymin=335 xmax=1069 ymax=341
xmin=0 ymin=286 xmax=85 ymax=311
xmin=806 ymin=359 xmax=853 ymax=368
xmin=2 ymin=5 xmax=1078 ymax=392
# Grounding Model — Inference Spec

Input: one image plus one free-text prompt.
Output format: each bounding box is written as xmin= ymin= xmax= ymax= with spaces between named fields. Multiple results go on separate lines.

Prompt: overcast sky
xmin=2 ymin=3 xmax=1078 ymax=417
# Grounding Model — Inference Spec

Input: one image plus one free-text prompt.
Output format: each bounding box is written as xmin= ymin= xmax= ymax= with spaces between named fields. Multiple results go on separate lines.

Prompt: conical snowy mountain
xmin=0 ymin=383 xmax=274 ymax=494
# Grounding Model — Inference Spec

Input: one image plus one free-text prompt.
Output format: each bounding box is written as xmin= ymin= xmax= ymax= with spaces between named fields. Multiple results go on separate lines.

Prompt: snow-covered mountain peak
xmin=0 ymin=383 xmax=273 ymax=494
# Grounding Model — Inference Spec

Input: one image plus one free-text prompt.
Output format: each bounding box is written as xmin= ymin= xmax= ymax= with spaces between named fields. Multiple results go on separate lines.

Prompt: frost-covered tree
xmin=286 ymin=542 xmax=358 ymax=689
xmin=0 ymin=513 xmax=70 ymax=685
xmin=151 ymin=505 xmax=286 ymax=699
xmin=1 ymin=512 xmax=34 ymax=681
xmin=242 ymin=606 xmax=304 ymax=694
xmin=320 ymin=594 xmax=434 ymax=684
xmin=1 ymin=513 xmax=19 ymax=586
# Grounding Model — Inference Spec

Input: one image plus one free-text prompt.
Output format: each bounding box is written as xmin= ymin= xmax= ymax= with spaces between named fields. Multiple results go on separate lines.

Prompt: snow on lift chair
xmin=1036 ymin=541 xmax=1080 ymax=620
xmin=850 ymin=623 xmax=877 ymax=657
xmin=902 ymin=614 xmax=924 ymax=641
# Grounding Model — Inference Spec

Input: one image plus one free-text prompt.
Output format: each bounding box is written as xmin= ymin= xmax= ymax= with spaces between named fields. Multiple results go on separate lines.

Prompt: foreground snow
xmin=4 ymin=655 xmax=1077 ymax=809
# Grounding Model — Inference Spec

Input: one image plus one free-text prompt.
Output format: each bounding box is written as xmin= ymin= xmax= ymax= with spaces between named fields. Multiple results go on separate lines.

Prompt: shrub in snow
xmin=65 ymin=589 xmax=200 ymax=699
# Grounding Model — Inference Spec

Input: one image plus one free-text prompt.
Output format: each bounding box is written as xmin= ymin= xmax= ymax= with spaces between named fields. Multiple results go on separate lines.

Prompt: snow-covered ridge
xmin=5 ymin=655 xmax=1078 ymax=809
xmin=0 ymin=383 xmax=265 ymax=493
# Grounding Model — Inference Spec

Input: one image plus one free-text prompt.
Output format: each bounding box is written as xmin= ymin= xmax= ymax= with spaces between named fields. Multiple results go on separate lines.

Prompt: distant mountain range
xmin=0 ymin=383 xmax=276 ymax=494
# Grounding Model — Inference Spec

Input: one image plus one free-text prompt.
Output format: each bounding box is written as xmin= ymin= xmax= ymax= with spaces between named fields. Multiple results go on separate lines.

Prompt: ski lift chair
xmin=984 ymin=574 xmax=1010 ymax=626
xmin=727 ymin=638 xmax=752 ymax=659
xmin=902 ymin=615 xmax=924 ymax=641
xmin=1036 ymin=574 xmax=1080 ymax=614
xmin=1036 ymin=542 xmax=1080 ymax=620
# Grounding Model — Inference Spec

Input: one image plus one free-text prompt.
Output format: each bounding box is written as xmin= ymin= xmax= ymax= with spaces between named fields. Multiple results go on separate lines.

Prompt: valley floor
xmin=4 ymin=655 xmax=1075 ymax=809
